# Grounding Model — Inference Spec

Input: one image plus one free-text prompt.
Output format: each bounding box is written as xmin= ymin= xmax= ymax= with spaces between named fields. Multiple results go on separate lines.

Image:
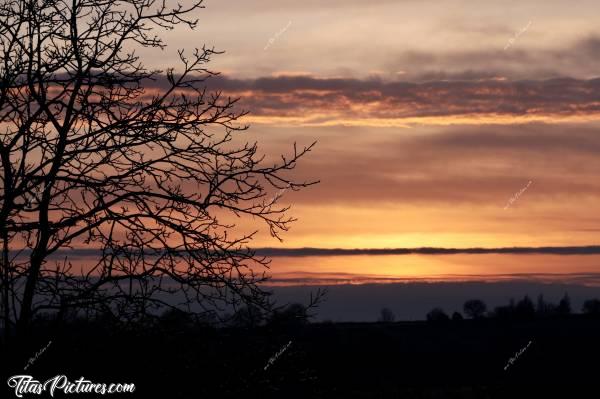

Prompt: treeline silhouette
xmin=420 ymin=294 xmax=600 ymax=322
xmin=375 ymin=294 xmax=600 ymax=323
xmin=23 ymin=302 xmax=313 ymax=334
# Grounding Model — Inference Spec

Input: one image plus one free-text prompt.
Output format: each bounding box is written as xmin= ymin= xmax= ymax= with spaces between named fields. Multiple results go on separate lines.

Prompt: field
xmin=4 ymin=315 xmax=600 ymax=398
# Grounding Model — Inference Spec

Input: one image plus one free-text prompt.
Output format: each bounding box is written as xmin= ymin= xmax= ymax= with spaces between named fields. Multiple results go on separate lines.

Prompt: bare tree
xmin=0 ymin=0 xmax=316 ymax=341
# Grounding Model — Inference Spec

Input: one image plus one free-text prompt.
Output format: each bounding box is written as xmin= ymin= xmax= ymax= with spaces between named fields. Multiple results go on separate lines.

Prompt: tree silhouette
xmin=535 ymin=294 xmax=557 ymax=317
xmin=536 ymin=294 xmax=547 ymax=315
xmin=0 ymin=0 xmax=317 ymax=341
xmin=557 ymin=293 xmax=571 ymax=315
xmin=582 ymin=299 xmax=600 ymax=315
xmin=515 ymin=296 xmax=535 ymax=319
xmin=378 ymin=307 xmax=395 ymax=322
xmin=463 ymin=299 xmax=487 ymax=319
xmin=426 ymin=307 xmax=449 ymax=322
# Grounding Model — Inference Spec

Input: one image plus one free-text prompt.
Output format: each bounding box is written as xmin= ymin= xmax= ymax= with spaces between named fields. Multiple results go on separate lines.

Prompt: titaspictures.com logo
xmin=7 ymin=375 xmax=135 ymax=397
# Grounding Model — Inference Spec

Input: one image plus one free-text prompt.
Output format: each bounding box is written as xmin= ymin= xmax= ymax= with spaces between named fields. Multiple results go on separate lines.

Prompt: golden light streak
xmin=242 ymin=112 xmax=600 ymax=128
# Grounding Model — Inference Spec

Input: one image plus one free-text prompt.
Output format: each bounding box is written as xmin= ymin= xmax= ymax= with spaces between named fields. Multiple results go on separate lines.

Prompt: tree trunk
xmin=17 ymin=245 xmax=47 ymax=338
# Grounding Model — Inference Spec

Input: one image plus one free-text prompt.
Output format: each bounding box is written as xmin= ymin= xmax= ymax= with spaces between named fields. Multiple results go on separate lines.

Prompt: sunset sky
xmin=127 ymin=1 xmax=600 ymax=282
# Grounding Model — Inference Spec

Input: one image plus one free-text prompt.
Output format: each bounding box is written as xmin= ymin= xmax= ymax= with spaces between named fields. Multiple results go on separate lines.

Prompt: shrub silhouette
xmin=231 ymin=305 xmax=265 ymax=328
xmin=451 ymin=312 xmax=464 ymax=321
xmin=378 ymin=307 xmax=396 ymax=322
xmin=159 ymin=308 xmax=194 ymax=329
xmin=157 ymin=308 xmax=217 ymax=332
xmin=426 ymin=308 xmax=450 ymax=322
xmin=269 ymin=303 xmax=309 ymax=328
xmin=463 ymin=299 xmax=487 ymax=319
xmin=493 ymin=305 xmax=514 ymax=320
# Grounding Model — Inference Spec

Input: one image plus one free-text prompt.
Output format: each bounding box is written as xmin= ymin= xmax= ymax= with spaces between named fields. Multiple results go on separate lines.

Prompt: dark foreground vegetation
xmin=3 ymin=307 xmax=600 ymax=398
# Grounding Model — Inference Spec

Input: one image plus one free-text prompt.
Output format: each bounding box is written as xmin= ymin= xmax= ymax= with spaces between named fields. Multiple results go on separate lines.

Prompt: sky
xmin=88 ymin=1 xmax=600 ymax=284
xmin=272 ymin=281 xmax=600 ymax=321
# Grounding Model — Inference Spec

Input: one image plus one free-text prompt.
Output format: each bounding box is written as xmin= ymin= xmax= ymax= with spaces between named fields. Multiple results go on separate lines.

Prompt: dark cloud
xmin=384 ymin=36 xmax=600 ymax=82
xmin=205 ymin=0 xmax=409 ymax=12
xmin=32 ymin=245 xmax=600 ymax=260
xmin=140 ymin=58 xmax=600 ymax=121
xmin=201 ymin=75 xmax=600 ymax=120
xmin=257 ymin=246 xmax=600 ymax=257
